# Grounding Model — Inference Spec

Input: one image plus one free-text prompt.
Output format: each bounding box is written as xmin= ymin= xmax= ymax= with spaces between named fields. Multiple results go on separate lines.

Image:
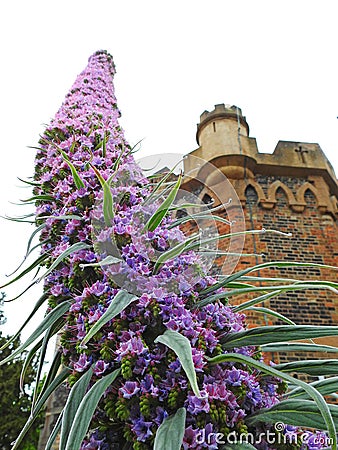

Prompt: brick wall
xmin=181 ymin=172 xmax=338 ymax=366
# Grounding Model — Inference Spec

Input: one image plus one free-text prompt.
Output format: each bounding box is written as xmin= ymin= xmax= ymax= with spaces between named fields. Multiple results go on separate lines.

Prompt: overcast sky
xmin=0 ymin=0 xmax=337 ymax=337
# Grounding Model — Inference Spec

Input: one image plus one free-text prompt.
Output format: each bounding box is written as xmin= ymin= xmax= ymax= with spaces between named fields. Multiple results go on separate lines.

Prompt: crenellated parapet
xmin=183 ymin=104 xmax=338 ymax=220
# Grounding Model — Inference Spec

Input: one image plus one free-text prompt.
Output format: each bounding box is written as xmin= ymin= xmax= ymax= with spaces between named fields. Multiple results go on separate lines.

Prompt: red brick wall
xmin=181 ymin=173 xmax=338 ymax=366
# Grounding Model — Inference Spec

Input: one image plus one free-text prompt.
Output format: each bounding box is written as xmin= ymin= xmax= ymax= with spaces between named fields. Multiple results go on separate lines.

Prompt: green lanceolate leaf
xmin=102 ymin=132 xmax=107 ymax=157
xmin=220 ymin=325 xmax=338 ymax=349
xmin=207 ymin=352 xmax=336 ymax=449
xmin=20 ymin=194 xmax=55 ymax=203
xmin=155 ymin=329 xmax=201 ymax=397
xmin=32 ymin=316 xmax=66 ymax=409
xmin=37 ymin=242 xmax=91 ymax=282
xmin=0 ymin=253 xmax=48 ymax=289
xmin=37 ymin=214 xmax=83 ymax=221
xmin=233 ymin=291 xmax=284 ymax=312
xmin=153 ymin=234 xmax=198 ymax=274
xmin=12 ymin=368 xmax=70 ymax=450
xmin=262 ymin=342 xmax=338 ymax=354
xmin=64 ymin=368 xmax=121 ymax=450
xmin=287 ymin=376 xmax=338 ymax=399
xmin=241 ymin=306 xmax=295 ymax=325
xmin=90 ymin=164 xmax=114 ymax=226
xmin=59 ymin=368 xmax=93 ymax=450
xmin=37 ymin=351 xmax=62 ymax=408
xmin=154 ymin=407 xmax=186 ymax=450
xmin=7 ymin=221 xmax=46 ymax=276
xmin=59 ymin=149 xmax=85 ymax=189
xmin=168 ymin=213 xmax=232 ymax=230
xmin=144 ymin=159 xmax=183 ymax=205
xmin=79 ymin=255 xmax=121 ymax=269
xmin=17 ymin=176 xmax=41 ymax=187
xmin=0 ymin=301 xmax=70 ymax=365
xmin=200 ymin=261 xmax=338 ymax=296
xmin=80 ymin=290 xmax=138 ymax=348
xmin=212 ymin=283 xmax=338 ymax=300
xmin=246 ymin=399 xmax=338 ymax=432
xmin=0 ymin=292 xmax=48 ymax=351
xmin=144 ymin=172 xmax=182 ymax=232
xmin=20 ymin=339 xmax=43 ymax=393
xmin=274 ymin=359 xmax=338 ymax=376
xmin=45 ymin=411 xmax=63 ymax=450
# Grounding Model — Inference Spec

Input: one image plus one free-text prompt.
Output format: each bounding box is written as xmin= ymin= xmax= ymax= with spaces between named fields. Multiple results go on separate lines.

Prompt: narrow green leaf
xmin=90 ymin=164 xmax=114 ymax=226
xmin=65 ymin=368 xmax=121 ymax=450
xmin=220 ymin=325 xmax=338 ymax=349
xmin=216 ymin=283 xmax=338 ymax=299
xmin=0 ymin=301 xmax=70 ymax=365
xmin=288 ymin=376 xmax=338 ymax=399
xmin=246 ymin=399 xmax=338 ymax=431
xmin=3 ymin=281 xmax=39 ymax=304
xmin=0 ymin=293 xmax=48 ymax=350
xmin=37 ymin=214 xmax=82 ymax=221
xmin=144 ymin=159 xmax=183 ymax=205
xmin=239 ymin=275 xmax=300 ymax=283
xmin=80 ymin=290 xmax=138 ymax=347
xmin=262 ymin=342 xmax=338 ymax=353
xmin=168 ymin=213 xmax=232 ymax=230
xmin=59 ymin=368 xmax=93 ymax=450
xmin=200 ymin=261 xmax=338 ymax=296
xmin=112 ymin=142 xmax=127 ymax=172
xmin=155 ymin=329 xmax=201 ymax=397
xmin=37 ymin=242 xmax=91 ymax=282
xmin=11 ymin=368 xmax=70 ymax=450
xmin=102 ymin=132 xmax=107 ymax=157
xmin=207 ymin=353 xmax=336 ymax=449
xmin=144 ymin=172 xmax=182 ymax=232
xmin=36 ymin=351 xmax=62 ymax=409
xmin=20 ymin=339 xmax=43 ymax=392
xmin=17 ymin=176 xmax=41 ymax=187
xmin=1 ymin=216 xmax=35 ymax=223
xmin=186 ymin=229 xmax=291 ymax=253
xmin=0 ymin=253 xmax=48 ymax=289
xmin=153 ymin=234 xmax=197 ymax=274
xmin=2 ymin=212 xmax=35 ymax=220
xmin=79 ymin=255 xmax=121 ymax=269
xmin=275 ymin=359 xmax=338 ymax=376
xmin=7 ymin=222 xmax=47 ymax=276
xmin=154 ymin=407 xmax=186 ymax=450
xmin=59 ymin=149 xmax=85 ymax=189
xmin=20 ymin=194 xmax=55 ymax=203
xmin=45 ymin=411 xmax=63 ymax=450
xmin=242 ymin=306 xmax=295 ymax=325
xmin=233 ymin=291 xmax=284 ymax=312
xmin=197 ymin=287 xmax=285 ymax=309
xmin=32 ymin=316 xmax=66 ymax=410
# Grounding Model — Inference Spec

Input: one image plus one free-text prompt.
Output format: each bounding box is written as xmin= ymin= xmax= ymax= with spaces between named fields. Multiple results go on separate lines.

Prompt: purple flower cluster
xmin=32 ymin=51 xmax=328 ymax=449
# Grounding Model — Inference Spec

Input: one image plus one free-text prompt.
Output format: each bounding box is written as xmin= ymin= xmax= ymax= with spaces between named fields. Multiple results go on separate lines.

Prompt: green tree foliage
xmin=0 ymin=292 xmax=6 ymax=326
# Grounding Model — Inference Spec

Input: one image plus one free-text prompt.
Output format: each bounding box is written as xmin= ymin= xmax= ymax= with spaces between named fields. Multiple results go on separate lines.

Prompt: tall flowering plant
xmin=1 ymin=51 xmax=338 ymax=450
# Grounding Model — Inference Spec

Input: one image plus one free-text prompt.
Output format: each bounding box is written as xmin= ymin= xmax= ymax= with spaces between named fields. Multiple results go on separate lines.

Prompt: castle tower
xmin=183 ymin=104 xmax=338 ymax=361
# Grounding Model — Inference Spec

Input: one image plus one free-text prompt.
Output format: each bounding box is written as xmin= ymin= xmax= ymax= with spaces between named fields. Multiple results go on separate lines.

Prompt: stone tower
xmin=182 ymin=103 xmax=338 ymax=360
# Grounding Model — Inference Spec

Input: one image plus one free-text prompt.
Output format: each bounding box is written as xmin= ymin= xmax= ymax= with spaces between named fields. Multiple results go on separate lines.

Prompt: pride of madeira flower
xmin=3 ymin=51 xmax=337 ymax=450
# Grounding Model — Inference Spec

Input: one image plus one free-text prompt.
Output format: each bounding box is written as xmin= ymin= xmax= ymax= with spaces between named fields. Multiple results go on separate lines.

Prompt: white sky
xmin=0 ymin=0 xmax=337 ymax=339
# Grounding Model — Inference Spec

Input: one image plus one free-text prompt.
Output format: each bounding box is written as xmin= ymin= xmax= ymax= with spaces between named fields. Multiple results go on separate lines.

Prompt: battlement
xmin=197 ymin=103 xmax=249 ymax=146
xmin=185 ymin=105 xmax=338 ymax=197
